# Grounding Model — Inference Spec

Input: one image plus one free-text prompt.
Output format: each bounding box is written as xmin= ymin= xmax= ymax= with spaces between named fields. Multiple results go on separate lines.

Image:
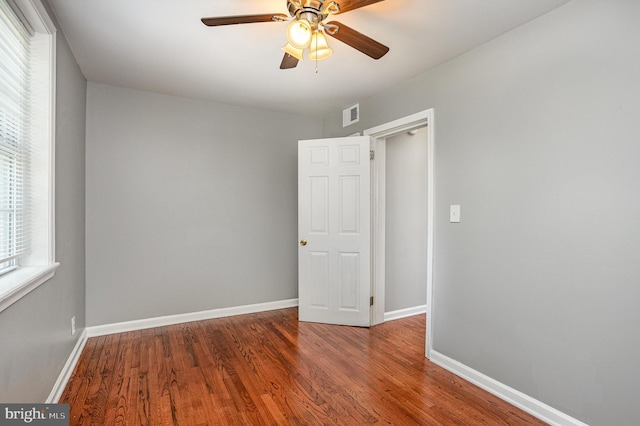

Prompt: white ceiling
xmin=47 ymin=0 xmax=571 ymax=118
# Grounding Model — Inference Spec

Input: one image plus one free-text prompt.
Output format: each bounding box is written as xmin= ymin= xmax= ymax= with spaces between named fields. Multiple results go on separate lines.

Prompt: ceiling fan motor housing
xmin=288 ymin=0 xmax=338 ymax=24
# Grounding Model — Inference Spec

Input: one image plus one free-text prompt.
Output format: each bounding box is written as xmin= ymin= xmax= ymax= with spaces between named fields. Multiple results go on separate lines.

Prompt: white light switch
xmin=450 ymin=205 xmax=461 ymax=223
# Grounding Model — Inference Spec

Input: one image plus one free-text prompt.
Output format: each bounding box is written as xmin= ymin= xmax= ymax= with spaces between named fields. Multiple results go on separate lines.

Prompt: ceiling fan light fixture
xmin=308 ymin=31 xmax=333 ymax=61
xmin=285 ymin=18 xmax=312 ymax=49
xmin=281 ymin=42 xmax=305 ymax=61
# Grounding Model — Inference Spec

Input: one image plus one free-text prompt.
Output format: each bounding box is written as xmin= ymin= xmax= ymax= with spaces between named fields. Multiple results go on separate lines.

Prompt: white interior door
xmin=298 ymin=136 xmax=371 ymax=327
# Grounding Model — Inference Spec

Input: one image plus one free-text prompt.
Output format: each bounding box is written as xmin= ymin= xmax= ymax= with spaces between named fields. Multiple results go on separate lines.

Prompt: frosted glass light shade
xmin=285 ymin=19 xmax=312 ymax=49
xmin=281 ymin=43 xmax=304 ymax=61
xmin=308 ymin=31 xmax=333 ymax=60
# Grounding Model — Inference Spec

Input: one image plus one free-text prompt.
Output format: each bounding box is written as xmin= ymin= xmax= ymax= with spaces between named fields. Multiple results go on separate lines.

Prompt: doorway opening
xmin=364 ymin=109 xmax=434 ymax=358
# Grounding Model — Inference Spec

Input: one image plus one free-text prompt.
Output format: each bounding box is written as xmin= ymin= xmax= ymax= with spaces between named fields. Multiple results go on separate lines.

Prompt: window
xmin=0 ymin=0 xmax=57 ymax=312
xmin=0 ymin=0 xmax=30 ymax=276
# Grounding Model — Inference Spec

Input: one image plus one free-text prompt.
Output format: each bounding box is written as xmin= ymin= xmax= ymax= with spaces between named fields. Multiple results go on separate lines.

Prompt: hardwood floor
xmin=60 ymin=308 xmax=546 ymax=425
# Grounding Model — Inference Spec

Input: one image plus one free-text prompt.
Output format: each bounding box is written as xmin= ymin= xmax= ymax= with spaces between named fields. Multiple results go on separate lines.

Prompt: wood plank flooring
xmin=60 ymin=308 xmax=546 ymax=425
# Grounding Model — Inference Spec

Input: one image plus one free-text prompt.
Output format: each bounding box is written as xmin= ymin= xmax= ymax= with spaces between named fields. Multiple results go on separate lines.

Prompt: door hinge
xmin=370 ymin=150 xmax=375 ymax=160
xmin=370 ymin=296 xmax=374 ymax=306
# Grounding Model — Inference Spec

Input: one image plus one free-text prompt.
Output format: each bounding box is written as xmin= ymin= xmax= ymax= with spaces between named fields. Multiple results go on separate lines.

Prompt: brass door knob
xmin=300 ymin=239 xmax=308 ymax=246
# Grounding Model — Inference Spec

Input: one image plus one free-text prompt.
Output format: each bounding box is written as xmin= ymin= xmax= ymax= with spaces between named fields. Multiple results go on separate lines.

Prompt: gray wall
xmin=0 ymin=3 xmax=86 ymax=402
xmin=324 ymin=1 xmax=640 ymax=424
xmin=385 ymin=128 xmax=428 ymax=312
xmin=85 ymin=83 xmax=323 ymax=326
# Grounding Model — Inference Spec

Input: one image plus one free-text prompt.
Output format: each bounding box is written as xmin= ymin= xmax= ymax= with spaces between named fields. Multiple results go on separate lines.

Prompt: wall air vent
xmin=342 ymin=103 xmax=359 ymax=128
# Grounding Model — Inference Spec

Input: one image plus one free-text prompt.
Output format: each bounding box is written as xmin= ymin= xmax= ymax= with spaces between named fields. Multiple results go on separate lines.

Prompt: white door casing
xmin=364 ymin=109 xmax=434 ymax=358
xmin=298 ymin=136 xmax=371 ymax=327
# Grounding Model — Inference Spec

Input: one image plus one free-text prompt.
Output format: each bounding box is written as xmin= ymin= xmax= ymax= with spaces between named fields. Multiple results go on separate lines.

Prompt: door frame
xmin=364 ymin=109 xmax=434 ymax=359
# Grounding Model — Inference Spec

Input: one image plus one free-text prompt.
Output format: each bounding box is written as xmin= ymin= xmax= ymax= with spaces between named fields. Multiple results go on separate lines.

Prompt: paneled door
xmin=298 ymin=136 xmax=371 ymax=327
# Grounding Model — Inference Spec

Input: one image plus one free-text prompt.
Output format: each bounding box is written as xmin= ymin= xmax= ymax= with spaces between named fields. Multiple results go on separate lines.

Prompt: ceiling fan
xmin=201 ymin=0 xmax=389 ymax=69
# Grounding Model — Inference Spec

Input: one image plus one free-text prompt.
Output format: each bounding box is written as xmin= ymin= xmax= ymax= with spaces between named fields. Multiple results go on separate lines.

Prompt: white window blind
xmin=0 ymin=0 xmax=32 ymax=274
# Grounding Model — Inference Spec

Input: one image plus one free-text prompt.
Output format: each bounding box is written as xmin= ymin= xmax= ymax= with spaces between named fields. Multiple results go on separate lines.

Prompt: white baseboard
xmin=46 ymin=329 xmax=88 ymax=403
xmin=429 ymin=350 xmax=588 ymax=426
xmin=86 ymin=298 xmax=299 ymax=337
xmin=384 ymin=304 xmax=427 ymax=322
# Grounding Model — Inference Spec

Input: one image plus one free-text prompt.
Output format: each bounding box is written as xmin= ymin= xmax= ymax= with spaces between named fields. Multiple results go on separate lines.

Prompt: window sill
xmin=0 ymin=263 xmax=60 ymax=313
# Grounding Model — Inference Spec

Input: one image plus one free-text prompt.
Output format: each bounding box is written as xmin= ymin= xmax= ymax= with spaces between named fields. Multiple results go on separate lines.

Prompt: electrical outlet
xmin=71 ymin=316 xmax=76 ymax=336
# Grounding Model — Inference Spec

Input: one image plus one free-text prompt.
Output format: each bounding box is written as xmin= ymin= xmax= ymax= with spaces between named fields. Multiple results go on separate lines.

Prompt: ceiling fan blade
xmin=325 ymin=21 xmax=389 ymax=59
xmin=280 ymin=53 xmax=299 ymax=69
xmin=336 ymin=0 xmax=385 ymax=14
xmin=201 ymin=14 xmax=288 ymax=27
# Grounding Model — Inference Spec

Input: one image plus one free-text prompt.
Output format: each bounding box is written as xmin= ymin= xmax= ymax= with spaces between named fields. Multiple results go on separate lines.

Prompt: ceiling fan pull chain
xmin=315 ymin=30 xmax=319 ymax=73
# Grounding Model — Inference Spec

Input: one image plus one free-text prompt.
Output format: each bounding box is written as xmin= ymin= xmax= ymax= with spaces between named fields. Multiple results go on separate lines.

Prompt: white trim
xmin=364 ymin=109 xmax=435 ymax=359
xmin=42 ymin=0 xmax=57 ymax=265
xmin=384 ymin=304 xmax=427 ymax=322
xmin=0 ymin=263 xmax=59 ymax=313
xmin=430 ymin=351 xmax=589 ymax=426
xmin=46 ymin=329 xmax=88 ymax=403
xmin=86 ymin=298 xmax=300 ymax=337
xmin=364 ymin=110 xmax=430 ymax=139
xmin=20 ymin=0 xmax=56 ymax=34
xmin=369 ymin=137 xmax=386 ymax=326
